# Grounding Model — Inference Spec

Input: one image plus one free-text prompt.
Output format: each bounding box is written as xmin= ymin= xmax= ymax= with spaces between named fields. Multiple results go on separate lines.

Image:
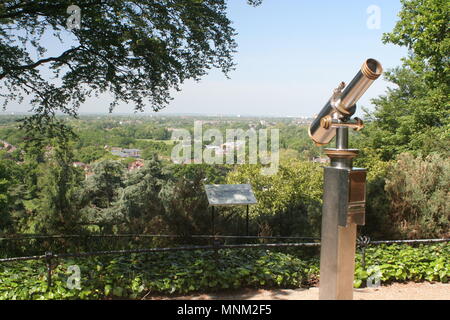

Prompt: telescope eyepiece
xmin=361 ymin=58 xmax=383 ymax=80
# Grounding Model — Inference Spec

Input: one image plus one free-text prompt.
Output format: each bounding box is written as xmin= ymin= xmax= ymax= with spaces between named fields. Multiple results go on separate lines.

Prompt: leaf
xmin=104 ymin=284 xmax=112 ymax=296
xmin=112 ymin=286 xmax=123 ymax=297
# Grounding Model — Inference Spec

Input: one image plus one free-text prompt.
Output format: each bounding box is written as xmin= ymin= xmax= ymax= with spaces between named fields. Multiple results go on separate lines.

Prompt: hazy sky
xmin=3 ymin=0 xmax=407 ymax=117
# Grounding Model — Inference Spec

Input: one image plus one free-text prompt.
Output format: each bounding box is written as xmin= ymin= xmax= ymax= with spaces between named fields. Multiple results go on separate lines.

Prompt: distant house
xmin=73 ymin=161 xmax=86 ymax=168
xmin=0 ymin=140 xmax=17 ymax=153
xmin=73 ymin=162 xmax=93 ymax=178
xmin=204 ymin=141 xmax=245 ymax=155
xmin=128 ymin=160 xmax=145 ymax=171
xmin=111 ymin=148 xmax=141 ymax=158
xmin=111 ymin=149 xmax=125 ymax=157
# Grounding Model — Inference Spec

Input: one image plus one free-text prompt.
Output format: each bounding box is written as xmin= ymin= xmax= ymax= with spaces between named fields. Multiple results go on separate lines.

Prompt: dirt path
xmin=149 ymin=282 xmax=450 ymax=300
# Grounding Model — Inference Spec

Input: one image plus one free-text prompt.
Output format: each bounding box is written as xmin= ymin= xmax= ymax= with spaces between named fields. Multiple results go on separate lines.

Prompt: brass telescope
xmin=309 ymin=58 xmax=383 ymax=146
xmin=310 ymin=58 xmax=383 ymax=300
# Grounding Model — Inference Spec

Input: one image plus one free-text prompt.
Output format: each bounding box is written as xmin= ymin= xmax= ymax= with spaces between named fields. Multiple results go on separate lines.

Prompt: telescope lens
xmin=362 ymin=58 xmax=383 ymax=80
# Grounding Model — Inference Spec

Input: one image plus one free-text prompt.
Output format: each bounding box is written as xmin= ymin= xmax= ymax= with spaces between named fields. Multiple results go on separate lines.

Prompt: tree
xmin=382 ymin=0 xmax=449 ymax=85
xmin=32 ymin=141 xmax=85 ymax=233
xmin=0 ymin=0 xmax=261 ymax=134
xmin=359 ymin=67 xmax=449 ymax=160
xmin=75 ymin=145 xmax=107 ymax=164
xmin=78 ymin=159 xmax=125 ymax=232
xmin=110 ymin=157 xmax=167 ymax=233
xmin=141 ymin=141 xmax=170 ymax=159
xmin=84 ymin=160 xmax=125 ymax=208
xmin=359 ymin=0 xmax=449 ymax=160
xmin=0 ymin=160 xmax=14 ymax=232
xmin=159 ymin=163 xmax=229 ymax=236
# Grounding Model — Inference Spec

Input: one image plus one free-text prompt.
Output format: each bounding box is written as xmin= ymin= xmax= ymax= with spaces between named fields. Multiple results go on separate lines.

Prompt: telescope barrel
xmin=309 ymin=59 xmax=383 ymax=146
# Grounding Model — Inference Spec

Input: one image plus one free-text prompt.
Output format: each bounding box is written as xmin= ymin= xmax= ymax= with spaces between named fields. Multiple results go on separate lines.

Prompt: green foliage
xmin=383 ymin=153 xmax=450 ymax=239
xmin=354 ymin=243 xmax=450 ymax=288
xmin=85 ymin=160 xmax=125 ymax=206
xmin=135 ymin=127 xmax=170 ymax=141
xmin=160 ymin=163 xmax=231 ymax=236
xmin=0 ymin=160 xmax=14 ymax=232
xmin=355 ymin=152 xmax=450 ymax=239
xmin=30 ymin=142 xmax=85 ymax=234
xmin=278 ymin=125 xmax=322 ymax=160
xmin=75 ymin=146 xmax=107 ymax=164
xmin=3 ymin=114 xmax=448 ymax=240
xmin=226 ymin=159 xmax=323 ymax=237
xmin=352 ymin=0 xmax=450 ymax=239
xmin=108 ymin=157 xmax=168 ymax=233
xmin=359 ymin=0 xmax=449 ymax=161
xmin=140 ymin=141 xmax=171 ymax=159
xmin=75 ymin=159 xmax=232 ymax=236
xmin=1 ymin=243 xmax=448 ymax=299
xmin=360 ymin=67 xmax=449 ymax=160
xmin=0 ymin=249 xmax=311 ymax=299
xmin=382 ymin=0 xmax=449 ymax=85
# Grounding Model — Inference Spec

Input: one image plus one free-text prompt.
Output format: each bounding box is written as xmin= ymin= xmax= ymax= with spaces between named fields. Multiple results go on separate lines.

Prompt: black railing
xmin=0 ymin=234 xmax=321 ymax=258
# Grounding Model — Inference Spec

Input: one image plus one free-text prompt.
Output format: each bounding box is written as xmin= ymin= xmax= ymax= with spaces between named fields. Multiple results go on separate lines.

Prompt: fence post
xmin=83 ymin=235 xmax=89 ymax=251
xmin=45 ymin=251 xmax=54 ymax=290
xmin=213 ymin=238 xmax=221 ymax=264
xmin=357 ymin=236 xmax=370 ymax=268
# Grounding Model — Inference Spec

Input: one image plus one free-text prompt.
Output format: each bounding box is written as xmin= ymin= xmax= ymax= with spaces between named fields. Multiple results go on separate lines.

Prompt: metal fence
xmin=0 ymin=233 xmax=320 ymax=257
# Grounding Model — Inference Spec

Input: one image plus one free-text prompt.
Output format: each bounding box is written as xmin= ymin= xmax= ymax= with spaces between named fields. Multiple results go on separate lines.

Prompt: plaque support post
xmin=246 ymin=205 xmax=249 ymax=236
xmin=211 ymin=206 xmax=215 ymax=236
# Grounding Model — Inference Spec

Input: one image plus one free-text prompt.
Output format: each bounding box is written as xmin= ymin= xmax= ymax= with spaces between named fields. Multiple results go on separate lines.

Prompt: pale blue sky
xmin=4 ymin=0 xmax=408 ymax=117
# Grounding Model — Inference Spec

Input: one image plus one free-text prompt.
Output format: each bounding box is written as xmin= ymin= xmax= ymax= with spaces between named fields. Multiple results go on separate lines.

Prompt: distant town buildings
xmin=73 ymin=158 xmax=145 ymax=179
xmin=205 ymin=141 xmax=245 ymax=155
xmin=110 ymin=147 xmax=141 ymax=158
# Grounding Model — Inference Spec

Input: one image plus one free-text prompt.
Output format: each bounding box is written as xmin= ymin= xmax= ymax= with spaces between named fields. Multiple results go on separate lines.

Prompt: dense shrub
xmin=355 ymin=152 xmax=450 ymax=239
xmin=384 ymin=153 xmax=450 ymax=238
xmin=226 ymin=160 xmax=323 ymax=237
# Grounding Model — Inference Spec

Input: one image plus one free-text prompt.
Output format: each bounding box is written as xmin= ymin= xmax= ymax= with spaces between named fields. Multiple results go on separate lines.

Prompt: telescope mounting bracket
xmin=330 ymin=81 xmax=353 ymax=119
xmin=320 ymin=81 xmax=364 ymax=132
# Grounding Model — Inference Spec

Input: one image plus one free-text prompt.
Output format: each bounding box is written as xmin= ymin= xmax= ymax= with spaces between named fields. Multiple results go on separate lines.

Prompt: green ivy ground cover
xmin=353 ymin=243 xmax=449 ymax=288
xmin=0 ymin=243 xmax=448 ymax=300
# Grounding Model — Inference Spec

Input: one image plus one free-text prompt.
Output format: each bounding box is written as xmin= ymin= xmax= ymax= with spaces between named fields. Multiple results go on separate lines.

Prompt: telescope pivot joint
xmin=320 ymin=115 xmax=364 ymax=131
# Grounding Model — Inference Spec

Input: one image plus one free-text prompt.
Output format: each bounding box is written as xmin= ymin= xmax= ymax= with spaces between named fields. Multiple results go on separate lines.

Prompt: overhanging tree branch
xmin=0 ymin=46 xmax=82 ymax=80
